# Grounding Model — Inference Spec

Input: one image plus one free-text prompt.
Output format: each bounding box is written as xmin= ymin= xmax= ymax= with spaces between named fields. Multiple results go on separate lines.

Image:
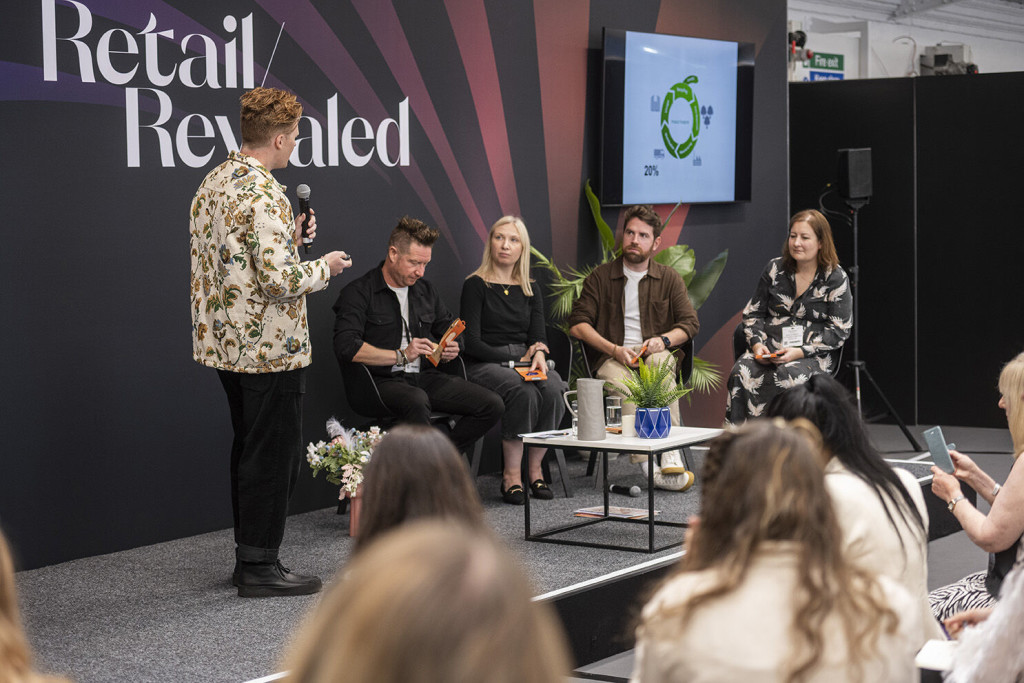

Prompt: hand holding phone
xmin=923 ymin=426 xmax=955 ymax=474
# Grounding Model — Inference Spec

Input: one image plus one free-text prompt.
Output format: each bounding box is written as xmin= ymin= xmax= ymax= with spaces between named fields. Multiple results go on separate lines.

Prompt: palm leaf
xmin=685 ymin=249 xmax=728 ymax=310
xmin=653 ymin=245 xmax=696 ymax=286
xmin=584 ymin=180 xmax=618 ymax=260
xmin=684 ymin=356 xmax=724 ymax=403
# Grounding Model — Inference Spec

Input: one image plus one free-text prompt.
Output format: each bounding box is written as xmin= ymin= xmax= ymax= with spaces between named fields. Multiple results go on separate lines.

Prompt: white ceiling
xmin=789 ymin=0 xmax=1024 ymax=43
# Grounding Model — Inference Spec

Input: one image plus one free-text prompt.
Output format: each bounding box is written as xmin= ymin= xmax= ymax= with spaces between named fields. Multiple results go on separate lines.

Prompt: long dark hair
xmin=766 ymin=374 xmax=925 ymax=543
xmin=355 ymin=425 xmax=485 ymax=553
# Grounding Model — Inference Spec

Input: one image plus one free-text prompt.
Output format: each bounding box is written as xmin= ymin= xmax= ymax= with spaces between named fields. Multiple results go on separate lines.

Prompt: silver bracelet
xmin=992 ymin=483 xmax=1002 ymax=498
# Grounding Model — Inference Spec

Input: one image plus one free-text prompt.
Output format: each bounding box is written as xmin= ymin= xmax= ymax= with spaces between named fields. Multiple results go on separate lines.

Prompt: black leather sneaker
xmin=235 ymin=560 xmax=322 ymax=598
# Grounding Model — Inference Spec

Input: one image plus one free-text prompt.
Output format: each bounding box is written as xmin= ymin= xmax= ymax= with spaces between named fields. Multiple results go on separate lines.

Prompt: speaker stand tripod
xmin=840 ymin=199 xmax=922 ymax=452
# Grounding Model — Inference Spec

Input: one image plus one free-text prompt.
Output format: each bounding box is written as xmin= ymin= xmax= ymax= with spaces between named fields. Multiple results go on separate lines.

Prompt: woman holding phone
xmin=460 ymin=216 xmax=565 ymax=505
xmin=725 ymin=209 xmax=852 ymax=424
xmin=929 ymin=351 xmax=1024 ymax=621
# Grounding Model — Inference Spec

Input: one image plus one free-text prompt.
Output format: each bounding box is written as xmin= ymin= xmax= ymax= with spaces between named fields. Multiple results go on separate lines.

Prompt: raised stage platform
xmin=15 ymin=425 xmax=1013 ymax=682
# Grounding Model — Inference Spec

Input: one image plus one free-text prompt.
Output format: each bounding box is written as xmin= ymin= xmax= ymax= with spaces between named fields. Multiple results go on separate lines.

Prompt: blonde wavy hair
xmin=1 ymin=530 xmax=69 ymax=683
xmin=282 ymin=520 xmax=570 ymax=683
xmin=998 ymin=351 xmax=1024 ymax=455
xmin=639 ymin=420 xmax=901 ymax=683
xmin=468 ymin=216 xmax=534 ymax=296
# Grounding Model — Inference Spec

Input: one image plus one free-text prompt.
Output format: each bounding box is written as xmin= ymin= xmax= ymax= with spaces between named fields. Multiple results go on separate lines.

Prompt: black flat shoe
xmin=530 ymin=479 xmax=554 ymax=500
xmin=501 ymin=482 xmax=525 ymax=505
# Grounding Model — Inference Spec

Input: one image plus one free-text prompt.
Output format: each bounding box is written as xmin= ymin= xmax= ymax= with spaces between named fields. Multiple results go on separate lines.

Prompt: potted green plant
xmin=616 ymin=357 xmax=692 ymax=439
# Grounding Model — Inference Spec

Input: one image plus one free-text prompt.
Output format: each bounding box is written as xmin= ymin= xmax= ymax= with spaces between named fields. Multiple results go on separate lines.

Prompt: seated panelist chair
xmin=339 ymin=357 xmax=485 ymax=477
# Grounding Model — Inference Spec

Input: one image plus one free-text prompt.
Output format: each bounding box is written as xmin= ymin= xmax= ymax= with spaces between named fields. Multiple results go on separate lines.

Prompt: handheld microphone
xmin=296 ymin=184 xmax=313 ymax=254
xmin=609 ymin=484 xmax=642 ymax=498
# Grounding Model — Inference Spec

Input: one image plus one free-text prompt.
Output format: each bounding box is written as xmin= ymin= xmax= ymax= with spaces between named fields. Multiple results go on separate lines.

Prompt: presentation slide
xmin=622 ymin=32 xmax=739 ymax=204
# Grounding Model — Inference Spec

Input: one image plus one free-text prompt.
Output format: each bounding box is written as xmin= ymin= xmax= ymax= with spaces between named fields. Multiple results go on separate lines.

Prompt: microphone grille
xmin=296 ymin=184 xmax=311 ymax=199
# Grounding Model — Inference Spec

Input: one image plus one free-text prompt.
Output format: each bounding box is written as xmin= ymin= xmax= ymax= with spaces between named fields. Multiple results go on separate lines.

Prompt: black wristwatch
xmin=660 ymin=335 xmax=672 ymax=349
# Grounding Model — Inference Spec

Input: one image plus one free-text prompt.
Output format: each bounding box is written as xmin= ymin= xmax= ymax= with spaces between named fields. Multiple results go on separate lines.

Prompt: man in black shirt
xmin=333 ymin=217 xmax=503 ymax=452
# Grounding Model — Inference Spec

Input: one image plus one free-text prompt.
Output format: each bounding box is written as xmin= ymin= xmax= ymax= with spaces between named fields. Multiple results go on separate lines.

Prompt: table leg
xmin=648 ymin=452 xmax=656 ymax=552
xmin=523 ymin=440 xmax=531 ymax=539
xmin=601 ymin=450 xmax=609 ymax=513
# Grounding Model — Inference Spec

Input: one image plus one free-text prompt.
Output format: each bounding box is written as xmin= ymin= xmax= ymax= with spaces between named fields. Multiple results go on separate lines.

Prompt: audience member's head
xmin=689 ymin=419 xmax=829 ymax=566
xmin=782 ymin=208 xmax=838 ymax=272
xmin=283 ymin=520 xmax=571 ymax=683
xmin=998 ymin=351 xmax=1024 ymax=454
xmin=766 ymin=373 xmax=925 ymax=536
xmin=645 ymin=420 xmax=899 ymax=683
xmin=1 ymin=529 xmax=69 ymax=683
xmin=354 ymin=424 xmax=485 ymax=552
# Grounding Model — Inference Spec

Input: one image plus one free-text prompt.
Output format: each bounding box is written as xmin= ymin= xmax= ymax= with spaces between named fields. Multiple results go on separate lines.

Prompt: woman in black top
xmin=460 ymin=216 xmax=565 ymax=505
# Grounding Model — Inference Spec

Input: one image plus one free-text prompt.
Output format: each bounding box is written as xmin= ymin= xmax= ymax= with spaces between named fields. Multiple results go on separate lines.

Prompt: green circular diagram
xmin=660 ymin=75 xmax=701 ymax=159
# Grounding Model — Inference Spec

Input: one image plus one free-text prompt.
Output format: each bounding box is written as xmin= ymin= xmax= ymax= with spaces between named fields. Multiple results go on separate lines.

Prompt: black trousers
xmin=370 ymin=370 xmax=503 ymax=452
xmin=217 ymin=368 xmax=306 ymax=563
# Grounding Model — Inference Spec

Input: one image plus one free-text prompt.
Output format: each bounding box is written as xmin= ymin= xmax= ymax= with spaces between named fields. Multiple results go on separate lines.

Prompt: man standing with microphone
xmin=189 ymin=87 xmax=352 ymax=597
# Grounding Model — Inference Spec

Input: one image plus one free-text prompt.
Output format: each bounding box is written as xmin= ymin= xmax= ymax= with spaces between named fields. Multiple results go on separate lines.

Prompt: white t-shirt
xmin=387 ymin=284 xmax=420 ymax=373
xmin=622 ymin=267 xmax=646 ymax=347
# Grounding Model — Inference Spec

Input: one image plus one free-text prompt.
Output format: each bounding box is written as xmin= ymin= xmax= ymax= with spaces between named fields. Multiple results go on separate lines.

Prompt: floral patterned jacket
xmin=190 ymin=151 xmax=330 ymax=373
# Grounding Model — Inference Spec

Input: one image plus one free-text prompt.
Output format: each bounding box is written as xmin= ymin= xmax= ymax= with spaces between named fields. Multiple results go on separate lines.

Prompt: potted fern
xmin=616 ymin=357 xmax=692 ymax=439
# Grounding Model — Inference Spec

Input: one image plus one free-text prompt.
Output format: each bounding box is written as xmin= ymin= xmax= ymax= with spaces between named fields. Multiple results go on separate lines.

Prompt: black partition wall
xmin=790 ymin=72 xmax=1024 ymax=429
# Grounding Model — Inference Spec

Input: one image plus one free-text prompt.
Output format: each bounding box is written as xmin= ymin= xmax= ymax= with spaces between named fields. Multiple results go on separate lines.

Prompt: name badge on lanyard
xmin=781 ymin=324 xmax=803 ymax=348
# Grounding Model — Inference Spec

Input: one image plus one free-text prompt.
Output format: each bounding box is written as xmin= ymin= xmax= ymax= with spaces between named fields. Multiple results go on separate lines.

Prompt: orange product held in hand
xmin=426 ymin=318 xmax=466 ymax=366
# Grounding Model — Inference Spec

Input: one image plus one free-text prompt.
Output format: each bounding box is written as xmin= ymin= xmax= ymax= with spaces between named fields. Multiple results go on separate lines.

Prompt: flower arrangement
xmin=306 ymin=417 xmax=385 ymax=497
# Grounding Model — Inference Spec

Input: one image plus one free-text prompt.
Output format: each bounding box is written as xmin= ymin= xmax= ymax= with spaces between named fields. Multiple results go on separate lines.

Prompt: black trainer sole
xmin=237 ymin=581 xmax=321 ymax=598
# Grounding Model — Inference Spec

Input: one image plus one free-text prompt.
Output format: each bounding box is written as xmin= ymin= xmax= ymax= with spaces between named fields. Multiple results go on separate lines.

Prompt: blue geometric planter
xmin=635 ymin=407 xmax=671 ymax=439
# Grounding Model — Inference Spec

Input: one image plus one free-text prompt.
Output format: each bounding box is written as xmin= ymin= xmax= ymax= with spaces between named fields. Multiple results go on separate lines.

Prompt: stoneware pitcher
xmin=563 ymin=378 xmax=606 ymax=441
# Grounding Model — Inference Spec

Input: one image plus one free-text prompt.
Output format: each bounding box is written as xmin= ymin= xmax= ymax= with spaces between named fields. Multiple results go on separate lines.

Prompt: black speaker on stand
xmin=836 ymin=148 xmax=922 ymax=451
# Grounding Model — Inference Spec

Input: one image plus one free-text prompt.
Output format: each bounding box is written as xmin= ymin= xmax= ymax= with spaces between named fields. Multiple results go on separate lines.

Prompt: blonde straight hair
xmin=468 ymin=215 xmax=534 ymax=297
xmin=282 ymin=520 xmax=570 ymax=683
xmin=999 ymin=351 xmax=1024 ymax=455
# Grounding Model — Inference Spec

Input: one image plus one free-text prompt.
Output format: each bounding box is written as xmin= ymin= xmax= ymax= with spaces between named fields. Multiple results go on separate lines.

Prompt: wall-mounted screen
xmin=600 ymin=29 xmax=754 ymax=205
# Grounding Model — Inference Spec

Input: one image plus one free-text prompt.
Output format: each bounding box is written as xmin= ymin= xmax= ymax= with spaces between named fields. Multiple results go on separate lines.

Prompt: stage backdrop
xmin=1 ymin=0 xmax=789 ymax=569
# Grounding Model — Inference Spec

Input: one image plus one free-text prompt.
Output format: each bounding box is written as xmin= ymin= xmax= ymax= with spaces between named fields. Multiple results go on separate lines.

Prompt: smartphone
xmin=923 ymin=426 xmax=955 ymax=474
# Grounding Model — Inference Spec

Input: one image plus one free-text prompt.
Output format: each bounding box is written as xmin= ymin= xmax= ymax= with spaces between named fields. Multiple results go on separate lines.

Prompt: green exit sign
xmin=811 ymin=53 xmax=844 ymax=71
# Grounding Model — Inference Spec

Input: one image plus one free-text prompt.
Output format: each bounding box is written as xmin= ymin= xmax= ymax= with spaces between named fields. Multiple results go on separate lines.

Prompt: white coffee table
xmin=521 ymin=426 xmax=722 ymax=553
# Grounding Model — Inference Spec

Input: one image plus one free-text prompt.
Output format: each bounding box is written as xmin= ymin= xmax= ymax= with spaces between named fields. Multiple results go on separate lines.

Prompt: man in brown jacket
xmin=568 ymin=205 xmax=699 ymax=490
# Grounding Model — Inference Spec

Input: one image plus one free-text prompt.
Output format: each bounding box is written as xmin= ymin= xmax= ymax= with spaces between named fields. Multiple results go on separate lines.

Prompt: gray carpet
xmin=15 ymin=425 xmax=1014 ymax=682
xmin=16 ymin=451 xmax=701 ymax=683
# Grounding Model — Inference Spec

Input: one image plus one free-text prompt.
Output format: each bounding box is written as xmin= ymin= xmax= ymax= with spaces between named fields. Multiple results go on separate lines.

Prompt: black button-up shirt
xmin=333 ymin=262 xmax=457 ymax=377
